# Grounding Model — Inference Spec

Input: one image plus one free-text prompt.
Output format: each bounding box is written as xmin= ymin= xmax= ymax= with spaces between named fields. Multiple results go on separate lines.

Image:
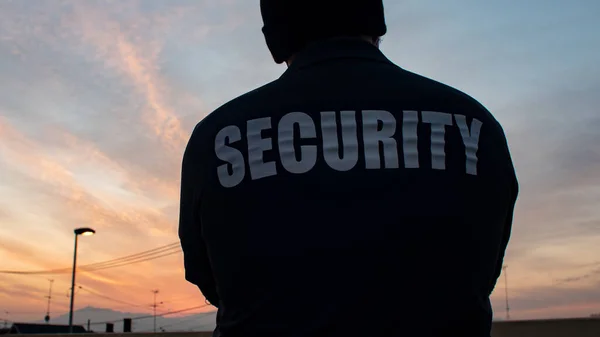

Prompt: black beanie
xmin=260 ymin=0 xmax=387 ymax=64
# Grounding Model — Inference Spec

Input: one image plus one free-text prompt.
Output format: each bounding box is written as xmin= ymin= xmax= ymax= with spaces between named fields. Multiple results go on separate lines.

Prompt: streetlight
xmin=68 ymin=227 xmax=95 ymax=333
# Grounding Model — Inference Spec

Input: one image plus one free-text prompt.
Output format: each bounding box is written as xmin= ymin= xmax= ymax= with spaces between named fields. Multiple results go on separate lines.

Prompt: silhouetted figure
xmin=179 ymin=1 xmax=518 ymax=336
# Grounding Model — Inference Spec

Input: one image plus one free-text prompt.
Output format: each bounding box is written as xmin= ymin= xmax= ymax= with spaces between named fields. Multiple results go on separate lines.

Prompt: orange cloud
xmin=0 ymin=116 xmax=178 ymax=221
xmin=59 ymin=1 xmax=191 ymax=154
xmin=0 ymin=235 xmax=67 ymax=272
xmin=46 ymin=129 xmax=179 ymax=200
xmin=115 ymin=34 xmax=188 ymax=152
xmin=0 ymin=1 xmax=246 ymax=317
xmin=0 ymin=116 xmax=179 ymax=266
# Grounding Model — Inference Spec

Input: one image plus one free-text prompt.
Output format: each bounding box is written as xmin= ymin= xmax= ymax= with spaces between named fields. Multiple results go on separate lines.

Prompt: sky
xmin=0 ymin=0 xmax=599 ymax=325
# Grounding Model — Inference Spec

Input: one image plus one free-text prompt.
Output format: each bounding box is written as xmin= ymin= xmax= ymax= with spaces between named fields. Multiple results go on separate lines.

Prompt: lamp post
xmin=68 ymin=227 xmax=95 ymax=333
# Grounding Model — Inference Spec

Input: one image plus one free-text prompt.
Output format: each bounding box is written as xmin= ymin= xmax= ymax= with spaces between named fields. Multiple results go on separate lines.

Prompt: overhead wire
xmin=80 ymin=244 xmax=179 ymax=270
xmin=153 ymin=294 xmax=203 ymax=305
xmin=83 ymin=250 xmax=180 ymax=272
xmin=87 ymin=304 xmax=213 ymax=325
xmin=0 ymin=242 xmax=181 ymax=275
xmin=158 ymin=311 xmax=215 ymax=330
xmin=2 ymin=242 xmax=209 ymax=329
xmin=129 ymin=304 xmax=213 ymax=321
xmin=77 ymin=286 xmax=147 ymax=309
xmin=135 ymin=311 xmax=215 ymax=332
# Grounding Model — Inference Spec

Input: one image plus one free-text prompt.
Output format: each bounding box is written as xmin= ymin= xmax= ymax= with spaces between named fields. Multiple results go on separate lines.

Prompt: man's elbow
xmin=184 ymin=268 xmax=220 ymax=307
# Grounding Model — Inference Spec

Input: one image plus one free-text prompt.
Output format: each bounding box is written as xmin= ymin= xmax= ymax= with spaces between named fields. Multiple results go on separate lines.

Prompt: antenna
xmin=151 ymin=290 xmax=163 ymax=333
xmin=503 ymin=265 xmax=510 ymax=320
xmin=45 ymin=279 xmax=54 ymax=324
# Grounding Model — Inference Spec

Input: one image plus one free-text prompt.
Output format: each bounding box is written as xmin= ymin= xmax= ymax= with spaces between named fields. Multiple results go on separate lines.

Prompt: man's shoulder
xmin=402 ymin=70 xmax=493 ymax=114
xmin=222 ymin=79 xmax=283 ymax=111
xmin=192 ymin=79 xmax=282 ymax=135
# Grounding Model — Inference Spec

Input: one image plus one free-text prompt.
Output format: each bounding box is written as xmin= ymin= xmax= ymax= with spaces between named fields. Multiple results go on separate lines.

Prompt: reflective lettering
xmin=214 ymin=109 xmax=485 ymax=187
xmin=421 ymin=111 xmax=453 ymax=170
xmin=215 ymin=125 xmax=245 ymax=188
xmin=321 ymin=111 xmax=359 ymax=171
xmin=278 ymin=112 xmax=318 ymax=174
xmin=362 ymin=110 xmax=399 ymax=169
xmin=247 ymin=117 xmax=277 ymax=180
xmin=402 ymin=110 xmax=420 ymax=169
xmin=455 ymin=114 xmax=483 ymax=176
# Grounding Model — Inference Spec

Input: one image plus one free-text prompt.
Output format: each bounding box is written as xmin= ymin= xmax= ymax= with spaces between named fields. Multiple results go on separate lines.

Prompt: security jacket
xmin=179 ymin=38 xmax=518 ymax=337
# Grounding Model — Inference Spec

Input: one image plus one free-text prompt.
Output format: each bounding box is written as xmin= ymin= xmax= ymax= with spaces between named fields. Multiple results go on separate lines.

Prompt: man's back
xmin=180 ymin=38 xmax=518 ymax=337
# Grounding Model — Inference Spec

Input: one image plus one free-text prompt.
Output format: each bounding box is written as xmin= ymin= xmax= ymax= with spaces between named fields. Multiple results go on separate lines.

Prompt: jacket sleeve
xmin=489 ymin=191 xmax=517 ymax=295
xmin=178 ymin=128 xmax=220 ymax=307
xmin=488 ymin=135 xmax=519 ymax=296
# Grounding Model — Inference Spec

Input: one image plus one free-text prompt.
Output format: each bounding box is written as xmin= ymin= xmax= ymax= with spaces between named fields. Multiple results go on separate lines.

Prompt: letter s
xmin=215 ymin=125 xmax=245 ymax=188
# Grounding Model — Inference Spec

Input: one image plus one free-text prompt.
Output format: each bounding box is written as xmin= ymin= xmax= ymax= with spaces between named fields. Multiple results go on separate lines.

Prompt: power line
xmin=83 ymin=249 xmax=180 ymax=272
xmin=137 ymin=313 xmax=215 ymax=333
xmin=77 ymin=286 xmax=147 ymax=309
xmin=160 ymin=296 xmax=194 ymax=304
xmin=131 ymin=304 xmax=212 ymax=321
xmin=157 ymin=311 xmax=215 ymax=330
xmin=5 ymin=282 xmax=196 ymax=321
xmin=87 ymin=304 xmax=212 ymax=326
xmin=0 ymin=243 xmax=179 ymax=274
xmin=0 ymin=243 xmax=180 ymax=275
xmin=81 ymin=244 xmax=179 ymax=270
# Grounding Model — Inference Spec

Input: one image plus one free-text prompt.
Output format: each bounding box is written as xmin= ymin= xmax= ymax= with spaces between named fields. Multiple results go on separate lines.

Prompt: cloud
xmin=0 ymin=0 xmax=246 ymax=316
xmin=64 ymin=1 xmax=190 ymax=153
xmin=0 ymin=282 xmax=47 ymax=303
xmin=0 ymin=116 xmax=178 ymax=267
xmin=554 ymin=265 xmax=600 ymax=285
xmin=0 ymin=235 xmax=60 ymax=270
xmin=492 ymin=279 xmax=600 ymax=319
xmin=47 ymin=128 xmax=179 ymax=201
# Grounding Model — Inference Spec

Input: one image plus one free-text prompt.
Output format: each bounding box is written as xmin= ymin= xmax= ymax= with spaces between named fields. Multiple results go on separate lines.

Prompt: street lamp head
xmin=74 ymin=227 xmax=96 ymax=236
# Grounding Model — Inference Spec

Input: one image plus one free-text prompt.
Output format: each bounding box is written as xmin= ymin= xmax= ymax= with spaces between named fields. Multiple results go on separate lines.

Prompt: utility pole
xmin=45 ymin=279 xmax=54 ymax=324
xmin=503 ymin=265 xmax=510 ymax=320
xmin=151 ymin=290 xmax=163 ymax=333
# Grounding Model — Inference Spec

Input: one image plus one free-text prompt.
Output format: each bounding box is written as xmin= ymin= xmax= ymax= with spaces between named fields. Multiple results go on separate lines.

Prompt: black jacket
xmin=179 ymin=38 xmax=518 ymax=337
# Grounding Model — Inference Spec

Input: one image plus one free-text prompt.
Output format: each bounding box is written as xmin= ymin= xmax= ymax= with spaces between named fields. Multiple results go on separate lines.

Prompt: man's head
xmin=260 ymin=0 xmax=387 ymax=65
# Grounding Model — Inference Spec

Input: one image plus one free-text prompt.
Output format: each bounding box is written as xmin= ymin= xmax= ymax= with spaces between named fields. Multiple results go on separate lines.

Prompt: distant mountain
xmin=37 ymin=306 xmax=216 ymax=332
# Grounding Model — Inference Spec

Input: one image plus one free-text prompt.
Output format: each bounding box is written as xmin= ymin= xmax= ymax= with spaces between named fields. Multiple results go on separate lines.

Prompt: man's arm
xmin=489 ymin=194 xmax=516 ymax=296
xmin=489 ymin=135 xmax=519 ymax=296
xmin=178 ymin=128 xmax=220 ymax=306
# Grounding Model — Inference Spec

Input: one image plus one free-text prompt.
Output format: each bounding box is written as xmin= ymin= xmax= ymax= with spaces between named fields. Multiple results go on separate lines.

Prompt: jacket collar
xmin=281 ymin=38 xmax=393 ymax=77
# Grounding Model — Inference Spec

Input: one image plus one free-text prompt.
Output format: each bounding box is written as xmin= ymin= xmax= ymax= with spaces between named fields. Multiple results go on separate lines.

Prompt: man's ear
xmin=373 ymin=36 xmax=383 ymax=47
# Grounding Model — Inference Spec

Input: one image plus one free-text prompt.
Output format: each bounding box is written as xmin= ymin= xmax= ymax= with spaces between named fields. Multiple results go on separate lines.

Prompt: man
xmin=179 ymin=1 xmax=518 ymax=336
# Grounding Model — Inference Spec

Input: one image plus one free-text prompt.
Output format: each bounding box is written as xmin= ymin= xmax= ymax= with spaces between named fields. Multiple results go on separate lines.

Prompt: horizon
xmin=3 ymin=305 xmax=217 ymax=332
xmin=3 ymin=305 xmax=598 ymax=331
xmin=1 ymin=0 xmax=600 ymax=327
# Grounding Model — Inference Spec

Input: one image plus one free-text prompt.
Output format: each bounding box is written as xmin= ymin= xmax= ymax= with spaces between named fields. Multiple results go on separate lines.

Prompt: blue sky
xmin=0 ymin=0 xmax=599 ymax=322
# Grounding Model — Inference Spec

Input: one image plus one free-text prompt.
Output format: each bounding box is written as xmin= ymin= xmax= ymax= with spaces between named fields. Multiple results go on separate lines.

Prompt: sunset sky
xmin=1 ymin=0 xmax=599 ymax=324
